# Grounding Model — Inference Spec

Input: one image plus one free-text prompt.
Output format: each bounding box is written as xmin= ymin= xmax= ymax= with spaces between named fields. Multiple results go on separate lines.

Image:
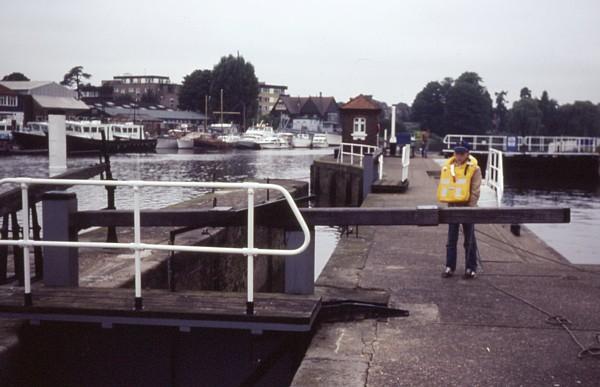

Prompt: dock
xmin=292 ymin=156 xmax=600 ymax=386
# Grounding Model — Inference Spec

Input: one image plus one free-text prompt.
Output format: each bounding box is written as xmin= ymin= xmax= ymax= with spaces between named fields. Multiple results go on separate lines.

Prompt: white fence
xmin=443 ymin=134 xmax=600 ymax=154
xmin=338 ymin=142 xmax=384 ymax=178
xmin=401 ymin=144 xmax=410 ymax=183
xmin=484 ymin=149 xmax=504 ymax=207
xmin=0 ymin=178 xmax=311 ymax=312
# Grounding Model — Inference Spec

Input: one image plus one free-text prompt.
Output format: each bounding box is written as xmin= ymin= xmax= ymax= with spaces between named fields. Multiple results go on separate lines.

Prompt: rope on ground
xmin=482 ymin=278 xmax=600 ymax=360
xmin=475 ymin=228 xmax=600 ymax=276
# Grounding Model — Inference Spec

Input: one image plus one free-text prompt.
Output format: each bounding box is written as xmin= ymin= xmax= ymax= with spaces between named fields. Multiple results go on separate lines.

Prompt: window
xmin=352 ymin=117 xmax=367 ymax=140
xmin=0 ymin=96 xmax=18 ymax=107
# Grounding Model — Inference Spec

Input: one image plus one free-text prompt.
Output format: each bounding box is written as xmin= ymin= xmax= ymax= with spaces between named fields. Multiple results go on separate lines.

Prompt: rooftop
xmin=340 ymin=94 xmax=382 ymax=111
xmin=0 ymin=81 xmax=53 ymax=92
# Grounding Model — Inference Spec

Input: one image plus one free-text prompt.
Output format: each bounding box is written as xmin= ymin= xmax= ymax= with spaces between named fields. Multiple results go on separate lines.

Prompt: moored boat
xmin=12 ymin=120 xmax=156 ymax=153
xmin=292 ymin=133 xmax=311 ymax=148
xmin=312 ymin=133 xmax=329 ymax=148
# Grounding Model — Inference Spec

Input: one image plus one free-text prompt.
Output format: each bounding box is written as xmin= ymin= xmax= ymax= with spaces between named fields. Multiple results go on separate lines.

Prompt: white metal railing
xmin=443 ymin=135 xmax=518 ymax=153
xmin=338 ymin=142 xmax=384 ymax=178
xmin=444 ymin=134 xmax=600 ymax=154
xmin=338 ymin=142 xmax=379 ymax=165
xmin=0 ymin=178 xmax=311 ymax=313
xmin=522 ymin=136 xmax=600 ymax=153
xmin=401 ymin=144 xmax=410 ymax=183
xmin=484 ymin=149 xmax=504 ymax=206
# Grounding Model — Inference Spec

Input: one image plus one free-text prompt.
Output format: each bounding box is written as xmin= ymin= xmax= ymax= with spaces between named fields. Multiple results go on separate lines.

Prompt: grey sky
xmin=2 ymin=0 xmax=599 ymax=106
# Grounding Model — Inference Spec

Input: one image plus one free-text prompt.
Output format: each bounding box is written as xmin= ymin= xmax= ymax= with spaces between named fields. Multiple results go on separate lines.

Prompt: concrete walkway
xmin=292 ymin=156 xmax=600 ymax=386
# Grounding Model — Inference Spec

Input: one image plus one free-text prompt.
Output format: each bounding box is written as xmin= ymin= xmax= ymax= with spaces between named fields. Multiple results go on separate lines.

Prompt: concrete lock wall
xmin=311 ymin=160 xmax=364 ymax=207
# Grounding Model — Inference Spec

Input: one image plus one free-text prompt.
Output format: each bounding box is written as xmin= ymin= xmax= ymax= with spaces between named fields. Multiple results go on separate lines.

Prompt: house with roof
xmin=340 ymin=94 xmax=382 ymax=146
xmin=270 ymin=94 xmax=340 ymax=132
xmin=0 ymin=81 xmax=89 ymax=126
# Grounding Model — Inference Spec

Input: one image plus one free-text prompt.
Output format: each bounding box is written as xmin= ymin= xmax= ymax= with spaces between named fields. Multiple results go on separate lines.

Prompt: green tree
xmin=2 ymin=72 xmax=29 ymax=81
xmin=209 ymin=55 xmax=259 ymax=125
xmin=520 ymin=87 xmax=532 ymax=99
xmin=556 ymin=101 xmax=600 ymax=136
xmin=537 ymin=90 xmax=559 ymax=135
xmin=411 ymin=81 xmax=446 ymax=135
xmin=493 ymin=91 xmax=509 ymax=132
xmin=178 ymin=69 xmax=212 ymax=111
xmin=60 ymin=66 xmax=91 ymax=98
xmin=509 ymin=97 xmax=543 ymax=136
xmin=445 ymin=72 xmax=493 ymax=134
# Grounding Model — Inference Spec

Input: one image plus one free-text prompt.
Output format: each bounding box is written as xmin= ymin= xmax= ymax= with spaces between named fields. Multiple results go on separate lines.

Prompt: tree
xmin=493 ymin=91 xmax=509 ymax=132
xmin=209 ymin=55 xmax=259 ymax=125
xmin=537 ymin=90 xmax=559 ymax=135
xmin=520 ymin=87 xmax=532 ymax=99
xmin=556 ymin=101 xmax=600 ymax=137
xmin=444 ymin=72 xmax=493 ymax=134
xmin=509 ymin=98 xmax=543 ymax=136
xmin=178 ymin=69 xmax=212 ymax=111
xmin=60 ymin=66 xmax=91 ymax=98
xmin=2 ymin=72 xmax=29 ymax=81
xmin=411 ymin=81 xmax=446 ymax=135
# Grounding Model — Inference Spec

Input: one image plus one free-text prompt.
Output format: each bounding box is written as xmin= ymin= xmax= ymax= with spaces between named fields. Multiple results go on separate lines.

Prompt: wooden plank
xmin=0 ymin=163 xmax=106 ymax=216
xmin=438 ymin=207 xmax=571 ymax=224
xmin=0 ymin=287 xmax=321 ymax=327
xmin=71 ymin=206 xmax=570 ymax=229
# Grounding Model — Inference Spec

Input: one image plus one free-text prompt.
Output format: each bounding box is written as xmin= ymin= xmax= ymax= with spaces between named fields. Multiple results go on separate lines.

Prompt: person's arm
xmin=468 ymin=167 xmax=482 ymax=207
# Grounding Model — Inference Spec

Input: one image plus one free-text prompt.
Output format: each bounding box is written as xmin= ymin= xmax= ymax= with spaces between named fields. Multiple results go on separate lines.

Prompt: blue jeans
xmin=446 ymin=223 xmax=478 ymax=272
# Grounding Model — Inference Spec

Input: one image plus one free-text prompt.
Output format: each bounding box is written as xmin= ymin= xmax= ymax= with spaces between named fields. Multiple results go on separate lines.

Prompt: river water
xmin=503 ymin=178 xmax=600 ymax=265
xmin=0 ymin=148 xmax=339 ymax=278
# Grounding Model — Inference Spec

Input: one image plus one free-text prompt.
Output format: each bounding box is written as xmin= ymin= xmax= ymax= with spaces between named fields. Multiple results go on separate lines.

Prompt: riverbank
xmin=292 ymin=156 xmax=600 ymax=386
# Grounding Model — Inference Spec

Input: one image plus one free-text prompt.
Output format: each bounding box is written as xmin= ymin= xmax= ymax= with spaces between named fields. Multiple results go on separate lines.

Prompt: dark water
xmin=0 ymin=148 xmax=339 ymax=278
xmin=503 ymin=177 xmax=600 ymax=265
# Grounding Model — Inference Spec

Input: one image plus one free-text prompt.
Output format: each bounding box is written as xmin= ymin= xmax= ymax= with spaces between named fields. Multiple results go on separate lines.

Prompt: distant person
xmin=420 ymin=129 xmax=430 ymax=158
xmin=437 ymin=141 xmax=482 ymax=279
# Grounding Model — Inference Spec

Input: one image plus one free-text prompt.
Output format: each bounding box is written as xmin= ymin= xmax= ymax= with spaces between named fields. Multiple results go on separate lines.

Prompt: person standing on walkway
xmin=436 ymin=141 xmax=482 ymax=279
xmin=420 ymin=128 xmax=430 ymax=158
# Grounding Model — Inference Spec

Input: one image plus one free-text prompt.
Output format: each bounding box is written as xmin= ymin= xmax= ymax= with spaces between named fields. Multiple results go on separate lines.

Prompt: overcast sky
xmin=2 ymin=0 xmax=599 ymax=106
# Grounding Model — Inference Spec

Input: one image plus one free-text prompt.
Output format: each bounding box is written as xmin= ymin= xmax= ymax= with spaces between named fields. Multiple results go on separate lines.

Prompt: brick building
xmin=103 ymin=75 xmax=181 ymax=109
xmin=258 ymin=82 xmax=287 ymax=117
xmin=340 ymin=94 xmax=381 ymax=146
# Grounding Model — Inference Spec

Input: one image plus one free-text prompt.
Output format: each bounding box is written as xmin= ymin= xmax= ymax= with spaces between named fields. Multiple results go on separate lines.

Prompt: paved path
xmin=293 ymin=155 xmax=600 ymax=386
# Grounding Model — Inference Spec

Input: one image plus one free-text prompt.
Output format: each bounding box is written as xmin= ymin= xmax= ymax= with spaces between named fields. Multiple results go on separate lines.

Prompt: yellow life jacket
xmin=437 ymin=155 xmax=478 ymax=203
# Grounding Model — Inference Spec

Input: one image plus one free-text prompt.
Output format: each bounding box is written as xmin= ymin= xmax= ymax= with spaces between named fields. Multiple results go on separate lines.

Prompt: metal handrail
xmin=484 ymin=149 xmax=504 ymax=206
xmin=401 ymin=144 xmax=410 ymax=183
xmin=0 ymin=178 xmax=312 ymax=314
xmin=444 ymin=134 xmax=600 ymax=154
xmin=338 ymin=142 xmax=379 ymax=165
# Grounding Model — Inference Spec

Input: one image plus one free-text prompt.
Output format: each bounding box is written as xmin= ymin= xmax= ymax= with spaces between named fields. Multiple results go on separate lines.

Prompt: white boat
xmin=292 ymin=133 xmax=312 ymax=148
xmin=256 ymin=135 xmax=283 ymax=149
xmin=325 ymin=132 xmax=342 ymax=147
xmin=236 ymin=123 xmax=276 ymax=149
xmin=177 ymin=137 xmax=194 ymax=149
xmin=217 ymin=133 xmax=241 ymax=145
xmin=176 ymin=131 xmax=203 ymax=149
xmin=13 ymin=120 xmax=156 ymax=152
xmin=156 ymin=136 xmax=178 ymax=149
xmin=312 ymin=133 xmax=329 ymax=148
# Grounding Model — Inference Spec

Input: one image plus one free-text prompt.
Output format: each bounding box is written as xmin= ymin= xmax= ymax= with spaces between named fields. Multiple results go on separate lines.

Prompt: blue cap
xmin=454 ymin=140 xmax=470 ymax=153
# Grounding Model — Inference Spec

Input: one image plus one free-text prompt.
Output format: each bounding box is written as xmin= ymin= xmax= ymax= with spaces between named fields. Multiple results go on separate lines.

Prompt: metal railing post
xmin=133 ymin=185 xmax=143 ymax=310
xmin=246 ymin=187 xmax=255 ymax=315
xmin=21 ymin=184 xmax=32 ymax=306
